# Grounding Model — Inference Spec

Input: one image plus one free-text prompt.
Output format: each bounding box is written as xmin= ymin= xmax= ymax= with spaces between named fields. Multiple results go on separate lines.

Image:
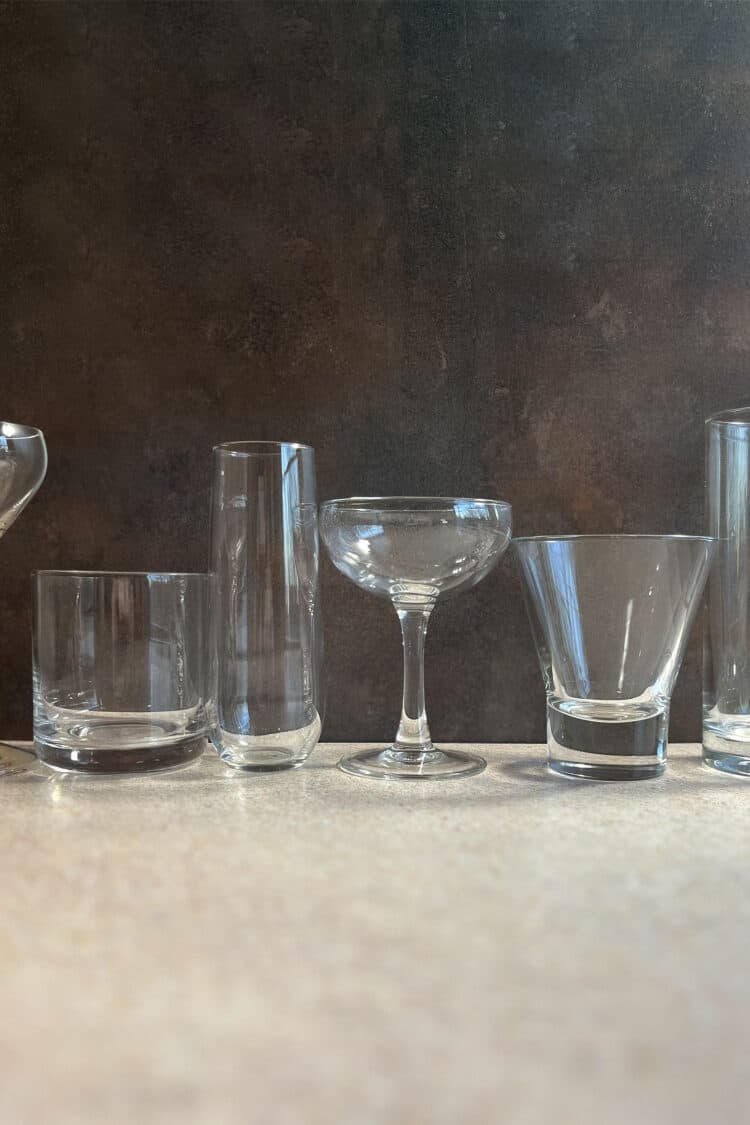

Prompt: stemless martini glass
xmin=320 ymin=497 xmax=512 ymax=780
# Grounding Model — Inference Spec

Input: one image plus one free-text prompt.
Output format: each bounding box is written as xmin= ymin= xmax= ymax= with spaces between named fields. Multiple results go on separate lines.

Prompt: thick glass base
xmin=35 ymin=735 xmax=206 ymax=775
xmin=547 ymin=699 xmax=668 ymax=782
xmin=338 ymin=746 xmax=486 ymax=781
xmin=218 ymin=751 xmax=307 ymax=773
xmin=212 ymin=716 xmax=321 ymax=772
xmin=703 ymin=724 xmax=750 ymax=776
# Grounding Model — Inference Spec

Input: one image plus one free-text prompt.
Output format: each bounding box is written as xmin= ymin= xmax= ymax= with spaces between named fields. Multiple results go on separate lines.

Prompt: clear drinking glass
xmin=515 ymin=535 xmax=715 ymax=781
xmin=704 ymin=408 xmax=750 ymax=774
xmin=33 ymin=571 xmax=212 ymax=773
xmin=1 ymin=423 xmax=47 ymax=772
xmin=0 ymin=422 xmax=47 ymax=538
xmin=210 ymin=441 xmax=323 ymax=771
xmin=320 ymin=497 xmax=512 ymax=780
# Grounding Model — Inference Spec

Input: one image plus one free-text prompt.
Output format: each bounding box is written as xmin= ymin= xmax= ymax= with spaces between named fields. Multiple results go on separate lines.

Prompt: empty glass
xmin=515 ymin=535 xmax=715 ymax=781
xmin=320 ymin=497 xmax=512 ymax=780
xmin=33 ymin=571 xmax=211 ymax=773
xmin=1 ymin=423 xmax=47 ymax=772
xmin=704 ymin=409 xmax=750 ymax=774
xmin=0 ymin=422 xmax=47 ymax=538
xmin=210 ymin=441 xmax=323 ymax=771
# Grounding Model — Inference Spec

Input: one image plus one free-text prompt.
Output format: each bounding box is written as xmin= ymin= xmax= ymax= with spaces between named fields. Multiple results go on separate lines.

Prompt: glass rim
xmin=707 ymin=407 xmax=750 ymax=426
xmin=0 ymin=422 xmax=44 ymax=440
xmin=33 ymin=570 xmax=209 ymax=579
xmin=513 ymin=533 xmax=715 ymax=544
xmin=321 ymin=495 xmax=512 ymax=512
xmin=213 ymin=440 xmax=313 ymax=457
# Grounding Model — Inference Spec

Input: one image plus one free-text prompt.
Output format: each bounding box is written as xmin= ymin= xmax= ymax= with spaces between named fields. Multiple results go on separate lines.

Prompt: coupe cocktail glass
xmin=320 ymin=497 xmax=512 ymax=780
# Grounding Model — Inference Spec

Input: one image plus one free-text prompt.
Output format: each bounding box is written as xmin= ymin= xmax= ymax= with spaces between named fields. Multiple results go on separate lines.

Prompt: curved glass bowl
xmin=0 ymin=423 xmax=47 ymax=537
xmin=0 ymin=423 xmax=47 ymax=772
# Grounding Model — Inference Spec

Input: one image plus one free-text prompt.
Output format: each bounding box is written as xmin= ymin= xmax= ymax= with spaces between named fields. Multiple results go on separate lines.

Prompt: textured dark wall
xmin=1 ymin=1 xmax=748 ymax=742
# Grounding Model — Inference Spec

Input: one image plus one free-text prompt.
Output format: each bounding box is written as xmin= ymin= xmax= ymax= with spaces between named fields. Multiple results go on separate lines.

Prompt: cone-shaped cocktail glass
xmin=320 ymin=497 xmax=512 ymax=780
xmin=515 ymin=534 xmax=715 ymax=781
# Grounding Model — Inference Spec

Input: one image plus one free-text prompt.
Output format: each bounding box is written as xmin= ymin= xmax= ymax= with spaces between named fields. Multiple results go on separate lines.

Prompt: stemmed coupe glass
xmin=0 ymin=423 xmax=47 ymax=773
xmin=320 ymin=497 xmax=512 ymax=780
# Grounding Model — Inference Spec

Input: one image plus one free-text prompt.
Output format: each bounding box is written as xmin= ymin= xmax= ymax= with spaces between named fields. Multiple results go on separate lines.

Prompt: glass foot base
xmin=338 ymin=747 xmax=486 ymax=781
xmin=547 ymin=700 xmax=668 ymax=782
xmin=35 ymin=735 xmax=206 ymax=775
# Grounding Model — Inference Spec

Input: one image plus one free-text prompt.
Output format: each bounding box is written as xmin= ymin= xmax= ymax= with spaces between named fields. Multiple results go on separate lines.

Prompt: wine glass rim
xmin=0 ymin=422 xmax=44 ymax=440
xmin=321 ymin=496 xmax=512 ymax=512
xmin=213 ymin=440 xmax=313 ymax=456
xmin=33 ymin=570 xmax=209 ymax=579
xmin=513 ymin=533 xmax=715 ymax=544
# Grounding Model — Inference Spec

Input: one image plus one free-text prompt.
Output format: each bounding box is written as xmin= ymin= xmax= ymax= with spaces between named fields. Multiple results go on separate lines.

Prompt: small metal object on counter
xmin=0 ymin=743 xmax=37 ymax=775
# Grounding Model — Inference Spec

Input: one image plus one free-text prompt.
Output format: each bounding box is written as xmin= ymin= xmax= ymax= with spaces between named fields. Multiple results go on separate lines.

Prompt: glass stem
xmin=393 ymin=603 xmax=435 ymax=755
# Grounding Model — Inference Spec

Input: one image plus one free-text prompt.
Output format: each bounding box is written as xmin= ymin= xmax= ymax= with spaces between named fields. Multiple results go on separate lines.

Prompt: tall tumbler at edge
xmin=210 ymin=441 xmax=323 ymax=770
xmin=704 ymin=408 xmax=750 ymax=774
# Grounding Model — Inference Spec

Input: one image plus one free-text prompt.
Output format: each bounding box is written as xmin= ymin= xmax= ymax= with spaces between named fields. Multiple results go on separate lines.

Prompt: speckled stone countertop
xmin=0 ymin=741 xmax=746 ymax=1125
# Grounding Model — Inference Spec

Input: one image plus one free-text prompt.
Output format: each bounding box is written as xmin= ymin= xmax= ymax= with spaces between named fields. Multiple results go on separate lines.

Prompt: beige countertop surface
xmin=0 ymin=740 xmax=747 ymax=1125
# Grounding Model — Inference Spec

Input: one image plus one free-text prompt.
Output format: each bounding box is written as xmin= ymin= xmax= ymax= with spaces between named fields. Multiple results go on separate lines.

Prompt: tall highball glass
xmin=210 ymin=441 xmax=323 ymax=770
xmin=704 ymin=408 xmax=750 ymax=774
xmin=515 ymin=535 xmax=715 ymax=781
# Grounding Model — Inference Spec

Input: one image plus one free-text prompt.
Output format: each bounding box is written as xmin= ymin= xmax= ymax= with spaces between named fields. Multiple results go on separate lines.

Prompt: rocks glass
xmin=320 ymin=497 xmax=512 ymax=780
xmin=210 ymin=441 xmax=323 ymax=771
xmin=33 ymin=571 xmax=212 ymax=773
xmin=515 ymin=535 xmax=715 ymax=781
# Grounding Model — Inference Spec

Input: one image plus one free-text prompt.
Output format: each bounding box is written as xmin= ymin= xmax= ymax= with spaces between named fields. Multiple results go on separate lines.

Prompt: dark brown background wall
xmin=1 ymin=1 xmax=747 ymax=741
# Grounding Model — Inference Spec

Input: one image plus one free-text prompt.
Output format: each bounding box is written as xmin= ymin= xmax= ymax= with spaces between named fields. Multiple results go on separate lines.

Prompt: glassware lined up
xmin=3 ymin=419 xmax=748 ymax=784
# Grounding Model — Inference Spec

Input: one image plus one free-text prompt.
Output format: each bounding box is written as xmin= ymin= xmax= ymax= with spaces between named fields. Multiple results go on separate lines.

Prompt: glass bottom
xmin=338 ymin=747 xmax=486 ymax=781
xmin=547 ymin=699 xmax=668 ymax=782
xmin=703 ymin=722 xmax=750 ymax=776
xmin=219 ymin=752 xmax=307 ymax=773
xmin=35 ymin=734 xmax=206 ymax=775
xmin=213 ymin=714 xmax=321 ymax=772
